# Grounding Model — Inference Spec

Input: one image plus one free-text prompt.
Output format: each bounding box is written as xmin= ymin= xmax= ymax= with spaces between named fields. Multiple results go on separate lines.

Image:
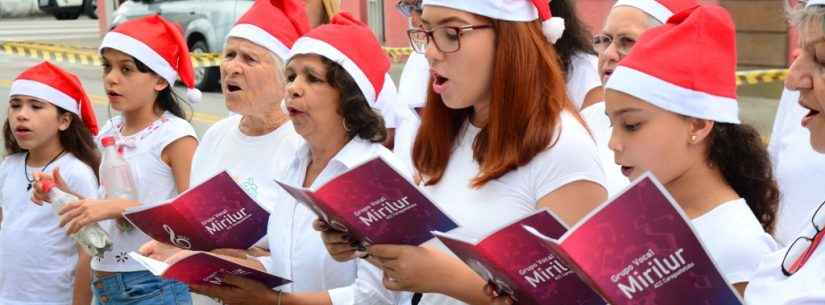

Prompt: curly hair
xmin=707 ymin=123 xmax=779 ymax=233
xmin=319 ymin=56 xmax=387 ymax=143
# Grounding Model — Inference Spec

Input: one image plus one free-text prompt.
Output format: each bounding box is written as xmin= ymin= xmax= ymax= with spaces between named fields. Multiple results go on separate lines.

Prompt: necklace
xmin=24 ymin=150 xmax=65 ymax=191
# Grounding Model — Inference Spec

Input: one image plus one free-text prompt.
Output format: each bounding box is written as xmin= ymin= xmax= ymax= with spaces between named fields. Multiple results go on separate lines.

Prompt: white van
xmin=111 ymin=0 xmax=254 ymax=91
xmin=39 ymin=0 xmax=98 ymax=20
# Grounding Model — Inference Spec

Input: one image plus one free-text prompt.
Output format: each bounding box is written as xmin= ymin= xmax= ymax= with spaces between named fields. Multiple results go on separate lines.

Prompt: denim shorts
xmin=92 ymin=271 xmax=192 ymax=305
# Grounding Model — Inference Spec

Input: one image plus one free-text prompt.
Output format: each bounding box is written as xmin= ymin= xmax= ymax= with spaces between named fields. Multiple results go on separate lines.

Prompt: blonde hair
xmin=321 ymin=0 xmax=340 ymax=20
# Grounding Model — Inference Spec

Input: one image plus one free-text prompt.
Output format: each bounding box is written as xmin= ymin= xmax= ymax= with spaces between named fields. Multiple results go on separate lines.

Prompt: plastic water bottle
xmin=99 ymin=136 xmax=139 ymax=232
xmin=42 ymin=178 xmax=112 ymax=257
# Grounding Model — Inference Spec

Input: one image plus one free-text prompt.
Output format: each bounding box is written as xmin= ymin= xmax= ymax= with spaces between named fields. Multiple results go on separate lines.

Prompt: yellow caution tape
xmin=735 ymin=69 xmax=787 ymax=86
xmin=1 ymin=41 xmax=793 ymax=87
xmin=0 ymin=41 xmax=413 ymax=68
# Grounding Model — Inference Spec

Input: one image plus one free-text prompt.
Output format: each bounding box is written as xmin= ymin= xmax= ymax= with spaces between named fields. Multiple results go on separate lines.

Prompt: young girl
xmin=41 ymin=15 xmax=199 ymax=305
xmin=0 ymin=61 xmax=100 ymax=305
xmin=602 ymin=5 xmax=777 ymax=295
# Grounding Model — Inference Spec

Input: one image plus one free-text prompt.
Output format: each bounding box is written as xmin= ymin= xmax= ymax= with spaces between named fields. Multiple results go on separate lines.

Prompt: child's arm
xmin=72 ymin=245 xmax=93 ymax=305
xmin=161 ymin=136 xmax=198 ymax=193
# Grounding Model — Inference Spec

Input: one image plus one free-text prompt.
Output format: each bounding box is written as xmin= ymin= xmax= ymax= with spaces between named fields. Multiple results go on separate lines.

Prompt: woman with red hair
xmin=319 ymin=1 xmax=608 ymax=304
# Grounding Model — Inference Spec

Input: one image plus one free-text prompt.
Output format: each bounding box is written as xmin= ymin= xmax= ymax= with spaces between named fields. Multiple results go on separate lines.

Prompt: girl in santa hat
xmin=313 ymin=1 xmax=609 ymax=304
xmin=0 ymin=61 xmax=100 ymax=305
xmin=32 ymin=15 xmax=199 ymax=305
xmin=600 ymin=4 xmax=777 ymax=296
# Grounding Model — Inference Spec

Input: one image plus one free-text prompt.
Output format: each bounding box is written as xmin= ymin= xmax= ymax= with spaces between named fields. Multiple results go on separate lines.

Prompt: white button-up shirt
xmin=262 ymin=137 xmax=412 ymax=302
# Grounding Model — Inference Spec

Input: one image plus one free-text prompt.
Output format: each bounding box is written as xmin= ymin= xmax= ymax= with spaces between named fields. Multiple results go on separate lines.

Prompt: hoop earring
xmin=342 ymin=119 xmax=351 ymax=132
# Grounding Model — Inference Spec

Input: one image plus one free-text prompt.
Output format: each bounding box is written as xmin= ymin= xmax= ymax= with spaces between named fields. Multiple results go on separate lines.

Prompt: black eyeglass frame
xmin=407 ymin=24 xmax=493 ymax=54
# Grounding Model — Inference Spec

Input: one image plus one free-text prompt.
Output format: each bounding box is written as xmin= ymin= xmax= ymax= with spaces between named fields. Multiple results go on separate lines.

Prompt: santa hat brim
xmin=288 ymin=37 xmax=377 ymax=104
xmin=613 ymin=0 xmax=673 ymax=23
xmin=100 ymin=32 xmax=178 ymax=87
xmin=10 ymin=79 xmax=80 ymax=115
xmin=227 ymin=24 xmax=291 ymax=60
xmin=605 ymin=66 xmax=740 ymax=124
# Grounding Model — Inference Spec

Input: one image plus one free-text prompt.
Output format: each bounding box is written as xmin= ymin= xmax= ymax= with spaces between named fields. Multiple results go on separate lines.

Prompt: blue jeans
xmin=92 ymin=271 xmax=192 ymax=305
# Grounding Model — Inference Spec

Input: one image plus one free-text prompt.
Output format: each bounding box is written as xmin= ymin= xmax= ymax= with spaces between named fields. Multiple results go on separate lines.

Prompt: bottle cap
xmin=101 ymin=136 xmax=116 ymax=147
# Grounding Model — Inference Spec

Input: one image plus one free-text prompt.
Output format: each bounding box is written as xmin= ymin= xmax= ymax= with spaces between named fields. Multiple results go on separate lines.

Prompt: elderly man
xmin=578 ymin=0 xmax=698 ymax=196
xmin=185 ymin=0 xmax=310 ymax=304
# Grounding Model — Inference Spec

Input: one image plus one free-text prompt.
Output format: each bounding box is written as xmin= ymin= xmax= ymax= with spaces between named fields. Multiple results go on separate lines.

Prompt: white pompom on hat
xmin=100 ymin=15 xmax=202 ymax=103
xmin=421 ymin=0 xmax=566 ymax=43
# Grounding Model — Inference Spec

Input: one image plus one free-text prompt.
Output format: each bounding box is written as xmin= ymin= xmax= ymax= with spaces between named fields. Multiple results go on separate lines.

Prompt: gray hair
xmin=787 ymin=1 xmax=825 ymax=28
xmin=646 ymin=14 xmax=663 ymax=28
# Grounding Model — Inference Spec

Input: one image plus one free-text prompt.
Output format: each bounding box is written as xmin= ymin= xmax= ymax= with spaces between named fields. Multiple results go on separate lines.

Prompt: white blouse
xmin=263 ymin=137 xmax=411 ymax=294
xmin=92 ymin=112 xmax=197 ymax=272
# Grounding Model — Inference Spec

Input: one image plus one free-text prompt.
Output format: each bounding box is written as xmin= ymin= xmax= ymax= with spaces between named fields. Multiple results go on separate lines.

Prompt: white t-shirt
xmin=692 ymin=199 xmax=779 ymax=284
xmin=91 ymin=112 xmax=197 ymax=272
xmin=580 ymin=101 xmax=629 ymax=196
xmin=768 ymin=89 xmax=825 ymax=246
xmin=419 ymin=111 xmax=607 ymax=305
xmin=745 ymin=224 xmax=825 ymax=305
xmin=0 ymin=153 xmax=99 ymax=305
xmin=262 ymin=137 xmax=411 ymax=293
xmin=190 ymin=115 xmax=303 ymax=211
xmin=566 ymin=52 xmax=601 ymax=110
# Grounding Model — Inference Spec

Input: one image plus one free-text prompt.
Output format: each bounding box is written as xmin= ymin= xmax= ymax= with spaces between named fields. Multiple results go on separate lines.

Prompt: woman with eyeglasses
xmin=315 ymin=1 xmax=607 ymax=304
xmin=744 ymin=1 xmax=825 ymax=303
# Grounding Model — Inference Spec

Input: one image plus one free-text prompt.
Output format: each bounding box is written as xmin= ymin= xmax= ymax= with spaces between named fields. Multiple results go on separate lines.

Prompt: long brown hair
xmin=4 ymin=108 xmax=100 ymax=179
xmin=413 ymin=19 xmax=575 ymax=187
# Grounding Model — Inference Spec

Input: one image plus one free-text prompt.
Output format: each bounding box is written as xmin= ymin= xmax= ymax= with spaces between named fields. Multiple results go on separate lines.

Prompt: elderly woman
xmin=143 ymin=11 xmax=410 ymax=305
xmin=744 ymin=1 xmax=825 ymax=303
xmin=188 ymin=0 xmax=307 ymax=207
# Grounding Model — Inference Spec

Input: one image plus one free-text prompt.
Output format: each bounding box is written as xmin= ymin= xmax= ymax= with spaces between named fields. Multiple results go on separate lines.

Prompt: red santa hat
xmin=613 ymin=0 xmax=699 ymax=24
xmin=99 ymin=15 xmax=202 ymax=103
xmin=605 ymin=5 xmax=740 ymax=124
xmin=288 ymin=12 xmax=393 ymax=108
xmin=807 ymin=0 xmax=825 ymax=7
xmin=421 ymin=0 xmax=565 ymax=43
xmin=10 ymin=61 xmax=99 ymax=135
xmin=227 ymin=0 xmax=310 ymax=60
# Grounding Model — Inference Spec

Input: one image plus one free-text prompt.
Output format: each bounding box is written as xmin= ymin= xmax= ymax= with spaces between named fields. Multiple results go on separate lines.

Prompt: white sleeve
xmin=565 ymin=53 xmax=601 ymax=110
xmin=328 ymin=260 xmax=402 ymax=305
xmin=532 ymin=114 xmax=607 ymax=199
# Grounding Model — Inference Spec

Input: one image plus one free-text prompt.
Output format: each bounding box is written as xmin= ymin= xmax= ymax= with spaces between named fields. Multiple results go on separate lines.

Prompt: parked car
xmin=111 ymin=0 xmax=254 ymax=91
xmin=39 ymin=0 xmax=99 ymax=20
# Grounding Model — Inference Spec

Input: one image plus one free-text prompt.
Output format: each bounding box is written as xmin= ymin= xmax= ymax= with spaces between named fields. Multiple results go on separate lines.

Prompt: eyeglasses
xmin=782 ymin=200 xmax=825 ymax=276
xmin=592 ymin=34 xmax=637 ymax=57
xmin=395 ymin=0 xmax=422 ymax=17
xmin=407 ymin=25 xmax=492 ymax=54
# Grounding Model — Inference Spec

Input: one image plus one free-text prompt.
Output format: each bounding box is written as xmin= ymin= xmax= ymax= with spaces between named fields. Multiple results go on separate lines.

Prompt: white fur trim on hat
xmin=10 ymin=79 xmax=80 ymax=115
xmin=422 ymin=0 xmax=539 ymax=22
xmin=543 ymin=17 xmax=565 ymax=43
xmin=613 ymin=0 xmax=674 ymax=23
xmin=288 ymin=37 xmax=377 ymax=105
xmin=227 ymin=24 xmax=291 ymax=60
xmin=605 ymin=66 xmax=740 ymax=124
xmin=807 ymin=0 xmax=825 ymax=7
xmin=100 ymin=32 xmax=178 ymax=87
